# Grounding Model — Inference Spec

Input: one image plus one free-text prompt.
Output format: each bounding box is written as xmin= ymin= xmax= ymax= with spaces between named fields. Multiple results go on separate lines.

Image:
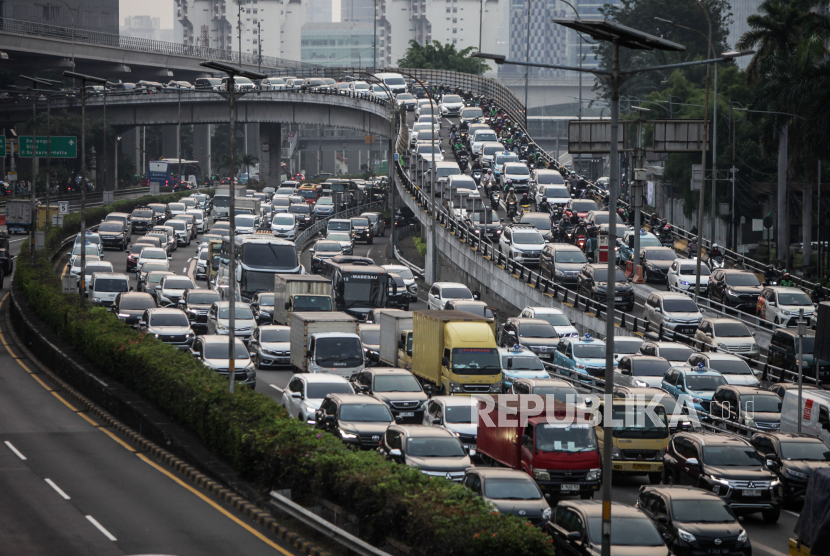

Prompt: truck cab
xmin=306 ymin=332 xmax=364 ymax=377
xmin=398 ymin=329 xmax=413 ymax=371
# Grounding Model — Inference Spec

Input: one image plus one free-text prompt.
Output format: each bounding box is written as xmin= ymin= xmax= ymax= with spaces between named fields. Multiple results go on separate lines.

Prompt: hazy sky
xmin=121 ymin=0 xmax=175 ymax=28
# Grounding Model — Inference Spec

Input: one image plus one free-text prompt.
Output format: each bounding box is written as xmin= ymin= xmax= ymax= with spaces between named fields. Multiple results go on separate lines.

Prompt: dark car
xmin=350 ymin=216 xmax=373 ymax=244
xmin=288 ymin=203 xmax=314 ymax=229
xmin=394 ymin=206 xmax=416 ymax=228
xmin=662 ymin=431 xmax=782 ymax=522
xmin=97 ymin=220 xmax=129 ymax=250
xmin=379 ymin=424 xmax=472 ymax=481
xmin=577 ymin=263 xmax=634 ymax=311
xmin=547 ymin=500 xmax=669 ymax=556
xmin=0 ymin=248 xmax=14 ymax=275
xmin=387 ymin=273 xmax=410 ymax=310
xmin=250 ymin=292 xmax=275 ymax=324
xmin=709 ymin=269 xmax=763 ymax=311
xmin=177 ymin=288 xmax=222 ymax=330
xmin=749 ymin=432 xmax=830 ymax=503
xmin=110 ymin=291 xmax=157 ymax=327
xmin=710 ymin=385 xmax=782 ymax=431
xmin=310 ymin=240 xmax=343 ymax=274
xmin=462 ymin=468 xmax=551 ymax=526
xmin=320 ymin=255 xmax=375 ymax=278
xmin=637 ymin=486 xmax=750 ymax=556
xmin=351 ymin=368 xmax=428 ymax=423
xmin=314 ymin=393 xmax=395 ymax=449
xmin=138 ymin=308 xmax=195 ymax=349
xmin=767 ymin=382 xmax=821 ymax=400
xmin=130 ymin=207 xmax=157 ymax=233
xmin=464 ymin=209 xmax=502 ymax=242
xmin=767 ymin=328 xmax=830 ymax=380
xmin=147 ymin=203 xmax=171 ymax=225
xmin=498 ymin=317 xmax=560 ymax=362
xmin=640 ymin=246 xmax=677 ymax=283
xmin=540 ymin=243 xmax=587 ymax=286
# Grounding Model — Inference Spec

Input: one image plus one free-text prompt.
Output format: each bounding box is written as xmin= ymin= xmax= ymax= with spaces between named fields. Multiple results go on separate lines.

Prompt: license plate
xmin=538 ymin=353 xmax=551 ymax=359
xmin=632 ymin=463 xmax=652 ymax=470
xmin=399 ymin=412 xmax=414 ymax=417
xmin=742 ymin=489 xmax=761 ymax=497
xmin=707 ymin=549 xmax=725 ymax=554
xmin=561 ymin=484 xmax=580 ymax=492
xmin=614 ymin=297 xmax=622 ymax=301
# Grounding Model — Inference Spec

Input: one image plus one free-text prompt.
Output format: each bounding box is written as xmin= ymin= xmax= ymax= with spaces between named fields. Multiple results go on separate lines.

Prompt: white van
xmin=780 ymin=389 xmax=830 ymax=444
xmin=90 ymin=272 xmax=131 ymax=307
xmin=374 ymin=72 xmax=407 ymax=94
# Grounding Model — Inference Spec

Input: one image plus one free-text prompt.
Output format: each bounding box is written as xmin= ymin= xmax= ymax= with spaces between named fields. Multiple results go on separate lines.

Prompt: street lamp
xmin=63 ymin=70 xmax=107 ymax=306
xmin=199 ymin=60 xmax=266 ymax=394
xmin=478 ymin=20 xmax=740 ymax=556
xmin=53 ymin=0 xmax=77 ymax=70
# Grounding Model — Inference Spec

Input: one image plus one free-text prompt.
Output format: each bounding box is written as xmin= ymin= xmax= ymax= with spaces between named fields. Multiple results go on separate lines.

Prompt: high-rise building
xmin=301 ymin=21 xmax=373 ymax=66
xmin=728 ymin=0 xmax=763 ymax=68
xmin=1 ymin=0 xmax=119 ymax=34
xmin=120 ymin=15 xmax=176 ymax=42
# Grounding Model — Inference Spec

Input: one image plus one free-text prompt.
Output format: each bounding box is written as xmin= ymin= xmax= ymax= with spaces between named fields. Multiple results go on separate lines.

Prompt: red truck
xmin=476 ymin=395 xmax=602 ymax=499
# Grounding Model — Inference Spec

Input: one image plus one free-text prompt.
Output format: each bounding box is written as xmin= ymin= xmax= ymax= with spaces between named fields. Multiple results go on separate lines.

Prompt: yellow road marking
xmin=50 ymin=391 xmax=79 ymax=412
xmin=30 ymin=374 xmax=52 ymax=390
xmin=98 ymin=428 xmax=136 ymax=452
xmin=136 ymin=453 xmax=295 ymax=556
xmin=78 ymin=412 xmax=99 ymax=427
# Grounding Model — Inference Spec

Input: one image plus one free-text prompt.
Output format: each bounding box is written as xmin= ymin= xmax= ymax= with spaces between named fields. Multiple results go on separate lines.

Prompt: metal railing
xmin=0 ymin=18 xmax=312 ymax=70
xmin=293 ymin=201 xmax=385 ymax=250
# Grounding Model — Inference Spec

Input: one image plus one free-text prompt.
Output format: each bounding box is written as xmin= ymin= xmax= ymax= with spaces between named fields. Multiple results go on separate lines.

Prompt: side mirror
xmin=521 ymin=434 xmax=530 ymax=445
xmin=285 ymin=302 xmax=291 ymax=310
xmin=291 ymin=391 xmax=303 ymax=399
xmin=566 ymin=531 xmax=581 ymax=541
xmin=507 ymin=358 xmax=513 ymax=369
xmin=654 ymin=307 xmax=661 ymax=313
xmin=389 ymin=448 xmax=402 ymax=458
xmin=441 ymin=356 xmax=450 ymax=367
xmin=768 ymin=301 xmax=776 ymax=307
xmin=620 ymin=369 xmax=631 ymax=375
xmin=686 ymin=458 xmax=699 ymax=467
xmin=309 ymin=248 xmax=315 ymax=253
xmin=766 ymin=459 xmax=776 ymax=468
xmin=398 ymin=340 xmax=404 ymax=350
xmin=432 ymin=417 xmax=441 ymax=425
xmin=129 ymin=286 xmax=134 ymax=292
xmin=657 ymin=515 xmax=668 ymax=524
xmin=138 ymin=321 xmax=147 ymax=326
xmin=473 ymin=290 xmax=481 ymax=300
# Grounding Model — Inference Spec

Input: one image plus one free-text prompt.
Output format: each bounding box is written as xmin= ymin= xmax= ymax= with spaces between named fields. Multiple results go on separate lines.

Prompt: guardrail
xmin=293 ymin=201 xmax=385 ymax=251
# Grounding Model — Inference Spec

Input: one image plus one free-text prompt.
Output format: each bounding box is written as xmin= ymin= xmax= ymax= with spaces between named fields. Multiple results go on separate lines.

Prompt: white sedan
xmin=281 ymin=374 xmax=355 ymax=424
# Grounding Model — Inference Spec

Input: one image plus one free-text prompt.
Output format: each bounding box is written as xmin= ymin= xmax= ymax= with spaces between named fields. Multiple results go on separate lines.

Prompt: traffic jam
xmin=65 ymin=73 xmax=830 ymax=556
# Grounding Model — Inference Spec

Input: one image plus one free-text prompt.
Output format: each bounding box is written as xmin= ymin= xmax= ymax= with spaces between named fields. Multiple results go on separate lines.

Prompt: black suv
xmin=314 ymin=393 xmax=395 ymax=449
xmin=767 ymin=328 xmax=830 ymax=380
xmin=498 ymin=317 xmax=560 ymax=361
xmin=250 ymin=292 xmax=275 ymax=324
xmin=147 ymin=203 xmax=170 ymax=225
xmin=464 ymin=210 xmax=502 ymax=242
xmin=97 ymin=220 xmax=129 ymax=250
xmin=130 ymin=206 xmax=157 ymax=233
xmin=351 ymin=368 xmax=428 ymax=423
xmin=662 ymin=431 xmax=782 ymax=522
xmin=709 ymin=269 xmax=762 ymax=311
xmin=110 ymin=291 xmax=157 ymax=327
xmin=539 ymin=243 xmax=587 ymax=286
xmin=710 ymin=385 xmax=782 ymax=431
xmin=577 ymin=263 xmax=634 ymax=311
xmin=177 ymin=288 xmax=221 ymax=330
xmin=350 ymin=216 xmax=373 ymax=244
xmin=749 ymin=432 xmax=830 ymax=503
xmin=637 ymin=486 xmax=750 ymax=556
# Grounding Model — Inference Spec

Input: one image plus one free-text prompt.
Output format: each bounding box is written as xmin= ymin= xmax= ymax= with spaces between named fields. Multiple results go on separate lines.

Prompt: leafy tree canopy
xmin=397 ymin=40 xmax=489 ymax=74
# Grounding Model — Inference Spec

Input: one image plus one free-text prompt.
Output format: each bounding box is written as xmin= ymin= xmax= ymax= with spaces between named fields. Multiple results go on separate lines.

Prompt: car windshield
xmin=573 ymin=343 xmax=606 ymax=358
xmin=463 ymin=107 xmax=483 ymax=118
xmin=361 ymin=329 xmax=381 ymax=345
xmin=471 ymin=210 xmax=497 ymax=224
xmin=306 ymin=383 xmax=353 ymax=398
xmin=168 ymin=221 xmax=186 ymax=231
xmin=586 ymin=515 xmax=664 ymax=546
xmin=150 ymin=313 xmax=189 ymax=327
xmin=142 ymin=250 xmax=167 ymax=260
xmin=613 ymin=339 xmax=644 ymax=354
xmin=85 ymin=265 xmax=111 ymax=275
xmin=725 ymin=273 xmax=760 ymax=286
xmin=544 ymin=186 xmax=569 ymax=196
xmin=685 ymin=374 xmax=727 ymax=391
xmin=503 ymin=355 xmax=544 ymax=370
xmin=132 ymin=210 xmax=153 ymax=218
xmin=373 ymin=374 xmax=421 ymax=393
xmin=645 ymin=250 xmax=676 ymax=261
xmin=417 ymin=144 xmax=442 ymax=154
xmin=407 ymin=437 xmax=466 ymax=457
xmin=631 ymin=360 xmax=671 ymax=376
xmin=474 ymin=132 xmax=497 ymax=142
xmin=537 ymin=423 xmax=597 ymax=452
xmin=260 ymin=328 xmax=290 ymax=342
xmin=169 ymin=204 xmax=185 ymax=211
xmin=533 ymin=313 xmax=572 ymax=327
xmin=659 ymin=347 xmax=694 ymax=361
xmin=351 ymin=218 xmax=370 ymax=227
xmin=663 ymin=299 xmax=700 ymax=313
xmin=554 ymin=250 xmax=587 ymax=264
xmin=397 ymin=93 xmax=414 ymax=100
xmin=714 ymin=322 xmax=752 ymax=338
xmin=679 ymin=265 xmax=711 ymax=275
xmin=780 ymin=441 xmax=830 ymax=461
xmin=592 ymin=269 xmax=627 ymax=282
xmin=289 ymin=205 xmax=310 ymax=214
xmin=535 ymin=386 xmax=584 ymax=404
xmin=255 ymin=294 xmax=274 ymax=306
xmin=217 ymin=306 xmax=254 ymax=319
xmin=671 ymin=500 xmax=736 ymax=523
xmin=513 ymin=231 xmax=545 ymax=245
xmin=316 ymin=242 xmax=341 ymax=253
xmin=441 ymin=287 xmax=472 ymax=299
xmin=315 ymin=337 xmax=363 ymax=367
xmin=739 ymin=395 xmax=782 ymax=413
xmin=188 ymin=292 xmax=221 ymax=304
xmin=299 ymin=189 xmax=317 ymax=199
xmin=328 ymin=233 xmax=351 ymax=242
xmin=571 ymin=200 xmax=598 ymax=212
xmin=442 ymin=95 xmax=462 ymax=103
xmin=293 ymin=296 xmax=332 ymax=311
xmin=339 ymin=403 xmax=392 ymax=422
xmin=121 ymin=296 xmax=156 ymax=310
xmin=483 ymin=477 xmax=541 ymax=500
xmin=99 ymin=222 xmax=123 ymax=232
xmin=388 ymin=268 xmax=414 ymax=280
xmin=141 ymin=263 xmax=168 ymax=275
xmin=272 ymin=215 xmax=295 ymax=226
xmin=703 ymin=446 xmax=765 ymax=466
xmin=505 ymin=165 xmax=529 ymax=175
xmin=709 ymin=359 xmax=753 ymax=374
xmin=329 ymin=221 xmax=351 ymax=231
xmin=519 ymin=323 xmax=558 ymax=339
xmin=317 ymin=198 xmax=333 ymax=206
xmin=612 ymin=406 xmax=668 ymax=433
xmin=646 ymin=393 xmax=680 ymax=414
xmin=164 ymin=278 xmax=194 ymax=290
xmin=73 ymin=245 xmax=100 ymax=256
xmin=148 ymin=273 xmax=172 ymax=285
xmin=204 ymin=342 xmax=249 ymax=359
xmin=495 ymin=155 xmax=519 ymax=165
xmin=522 ymin=216 xmax=551 ymax=231
xmin=778 ymin=292 xmax=813 ymax=306
xmin=443 ymin=405 xmax=474 ymax=423
xmin=93 ymin=278 xmax=128 ymax=293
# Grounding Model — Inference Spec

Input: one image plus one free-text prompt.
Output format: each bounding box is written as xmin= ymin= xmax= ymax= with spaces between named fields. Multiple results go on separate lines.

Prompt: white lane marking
xmin=45 ymin=478 xmax=71 ymax=500
xmin=86 ymin=515 xmax=117 ymax=541
xmin=784 ymin=510 xmax=801 ymax=517
xmin=269 ymin=384 xmax=282 ymax=391
xmin=751 ymin=541 xmax=788 ymax=556
xmin=4 ymin=440 xmax=27 ymax=460
xmin=182 ymin=267 xmax=187 ymax=273
xmin=9 ymin=238 xmax=27 ymax=243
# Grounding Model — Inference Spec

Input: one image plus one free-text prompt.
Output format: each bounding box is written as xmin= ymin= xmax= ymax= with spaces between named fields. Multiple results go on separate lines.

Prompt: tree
xmin=397 ymin=40 xmax=489 ymax=74
xmin=240 ymin=153 xmax=258 ymax=176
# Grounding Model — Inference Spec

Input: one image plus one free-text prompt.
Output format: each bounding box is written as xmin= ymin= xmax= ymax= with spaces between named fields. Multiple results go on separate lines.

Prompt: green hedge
xmin=17 ymin=198 xmax=555 ymax=556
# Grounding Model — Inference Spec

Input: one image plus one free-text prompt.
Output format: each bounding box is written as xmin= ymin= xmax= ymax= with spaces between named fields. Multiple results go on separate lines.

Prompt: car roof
xmin=201 ymin=335 xmax=246 ymax=345
xmin=429 ymin=395 xmax=477 ymax=407
xmin=121 ymin=292 xmax=155 ymax=300
xmin=295 ymin=373 xmax=350 ymax=384
xmin=766 ymin=286 xmax=806 ymax=294
xmin=510 ymin=317 xmax=552 ymax=327
xmin=470 ymin=468 xmax=536 ymax=480
xmin=524 ymin=306 xmax=566 ymax=315
xmin=642 ymin=485 xmax=723 ymax=501
xmin=675 ymin=366 xmax=722 ymax=376
xmin=330 ymin=393 xmax=386 ymax=405
xmin=725 ymin=385 xmax=777 ymax=395
xmin=561 ymin=500 xmax=644 ymax=518
xmin=650 ymin=291 xmax=691 ymax=300
xmin=435 ymin=281 xmax=468 ymax=288
xmin=774 ymin=328 xmax=817 ymax=338
xmin=755 ymin=432 xmax=823 ymax=442
xmin=679 ymin=431 xmax=751 ymax=446
xmin=642 ymin=246 xmax=674 ymax=252
xmin=645 ymin=341 xmax=691 ymax=349
xmin=147 ymin=307 xmax=187 ymax=316
xmin=393 ymin=424 xmax=456 ymax=438
xmin=614 ymin=386 xmax=667 ymax=397
xmin=624 ymin=355 xmax=669 ymax=363
xmin=703 ymin=317 xmax=744 ymax=324
xmin=362 ymin=367 xmax=413 ymax=376
xmin=516 ymin=377 xmax=572 ymax=387
xmin=697 ymin=352 xmax=744 ymax=361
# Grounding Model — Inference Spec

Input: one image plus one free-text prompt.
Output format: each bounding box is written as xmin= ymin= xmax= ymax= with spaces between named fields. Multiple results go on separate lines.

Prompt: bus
xmin=218 ymin=235 xmax=302 ymax=301
xmin=147 ymin=158 xmax=203 ymax=192
xmin=329 ymin=263 xmax=397 ymax=321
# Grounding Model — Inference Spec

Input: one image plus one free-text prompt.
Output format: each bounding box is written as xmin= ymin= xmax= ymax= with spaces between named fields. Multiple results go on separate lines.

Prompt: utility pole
xmin=102 ymin=84 xmax=107 ymax=192
xmin=797 ymin=308 xmax=806 ymax=433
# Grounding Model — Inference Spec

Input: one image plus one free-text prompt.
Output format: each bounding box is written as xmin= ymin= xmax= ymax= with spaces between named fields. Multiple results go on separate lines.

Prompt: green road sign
xmin=19 ymin=136 xmax=78 ymax=158
xmin=0 ymin=139 xmax=5 ymax=158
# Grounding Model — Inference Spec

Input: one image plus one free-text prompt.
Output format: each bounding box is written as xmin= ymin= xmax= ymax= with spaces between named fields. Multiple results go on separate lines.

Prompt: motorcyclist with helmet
xmin=539 ymin=197 xmax=551 ymax=214
xmin=780 ymin=271 xmax=795 ymax=287
xmin=764 ymin=265 xmax=778 ymax=286
xmin=481 ymin=168 xmax=495 ymax=190
xmin=520 ymin=192 xmax=532 ymax=212
xmin=573 ymin=218 xmax=588 ymax=242
xmin=709 ymin=243 xmax=723 ymax=260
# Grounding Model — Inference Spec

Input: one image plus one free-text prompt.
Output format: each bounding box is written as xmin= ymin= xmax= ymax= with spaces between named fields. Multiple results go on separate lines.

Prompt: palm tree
xmin=240 ymin=153 xmax=258 ymax=181
xmin=737 ymin=0 xmax=830 ymax=266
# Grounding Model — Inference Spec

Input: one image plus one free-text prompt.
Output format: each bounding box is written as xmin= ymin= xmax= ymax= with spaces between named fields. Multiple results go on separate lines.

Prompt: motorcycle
xmin=575 ymin=234 xmax=587 ymax=251
xmin=684 ymin=241 xmax=698 ymax=258
xmin=708 ymin=255 xmax=725 ymax=272
xmin=763 ymin=278 xmax=778 ymax=287
xmin=472 ymin=169 xmax=482 ymax=184
xmin=458 ymin=156 xmax=469 ymax=172
xmin=506 ymin=201 xmax=517 ymax=218
xmin=489 ymin=190 xmax=500 ymax=208
xmin=660 ymin=235 xmax=674 ymax=249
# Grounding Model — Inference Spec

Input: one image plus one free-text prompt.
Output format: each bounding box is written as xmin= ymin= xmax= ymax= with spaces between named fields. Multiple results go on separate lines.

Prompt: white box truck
xmin=212 ymin=185 xmax=246 ymax=219
xmin=6 ymin=199 xmax=32 ymax=234
xmin=378 ymin=309 xmax=414 ymax=370
xmin=273 ymin=274 xmax=333 ymax=326
xmin=289 ymin=312 xmax=364 ymax=377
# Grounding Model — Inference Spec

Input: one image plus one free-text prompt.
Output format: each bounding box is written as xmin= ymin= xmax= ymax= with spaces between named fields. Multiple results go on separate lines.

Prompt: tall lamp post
xmin=54 ymin=0 xmax=77 ymax=70
xmin=199 ymin=60 xmax=266 ymax=394
xmin=477 ymin=20 xmax=740 ymax=555
xmin=63 ymin=70 xmax=107 ymax=306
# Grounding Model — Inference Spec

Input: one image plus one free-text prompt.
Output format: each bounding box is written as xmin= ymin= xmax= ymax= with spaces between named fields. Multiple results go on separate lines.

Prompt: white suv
xmin=499 ymin=225 xmax=545 ymax=265
xmin=427 ymin=282 xmax=477 ymax=310
xmin=667 ymin=257 xmax=711 ymax=293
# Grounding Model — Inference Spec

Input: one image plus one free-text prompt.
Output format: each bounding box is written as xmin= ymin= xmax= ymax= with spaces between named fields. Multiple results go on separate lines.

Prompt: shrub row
xmin=17 ymin=197 xmax=555 ymax=556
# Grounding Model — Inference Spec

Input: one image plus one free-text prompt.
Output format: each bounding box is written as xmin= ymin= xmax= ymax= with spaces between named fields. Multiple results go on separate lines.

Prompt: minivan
xmin=90 ymin=272 xmax=131 ymax=306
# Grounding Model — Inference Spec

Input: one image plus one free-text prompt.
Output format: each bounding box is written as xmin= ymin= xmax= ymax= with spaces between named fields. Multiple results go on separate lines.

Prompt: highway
xmin=2 ymin=231 xmax=302 ymax=556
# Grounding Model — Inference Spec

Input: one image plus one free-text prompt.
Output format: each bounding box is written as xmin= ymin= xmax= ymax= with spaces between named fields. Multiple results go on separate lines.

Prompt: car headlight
xmin=153 ymin=333 xmax=160 ymax=338
xmin=92 ymin=297 xmax=102 ymax=303
xmin=449 ymin=381 xmax=463 ymax=393
xmin=542 ymin=507 xmax=552 ymax=521
xmin=677 ymin=528 xmax=696 ymax=543
xmin=586 ymin=468 xmax=601 ymax=481
xmin=186 ymin=332 xmax=195 ymax=338
xmin=770 ymin=479 xmax=781 ymax=487
xmin=786 ymin=468 xmax=809 ymax=480
xmin=533 ymin=469 xmax=550 ymax=481
xmin=216 ymin=322 xmax=228 ymax=330
xmin=489 ymin=381 xmax=502 ymax=392
xmin=611 ymin=447 xmax=621 ymax=458
xmin=340 ymin=430 xmax=357 ymax=439
xmin=554 ymin=269 xmax=565 ymax=276
xmin=737 ymin=529 xmax=748 ymax=543
xmin=664 ymin=316 xmax=676 ymax=323
xmin=692 ymin=397 xmax=704 ymax=404
xmin=634 ymin=379 xmax=649 ymax=388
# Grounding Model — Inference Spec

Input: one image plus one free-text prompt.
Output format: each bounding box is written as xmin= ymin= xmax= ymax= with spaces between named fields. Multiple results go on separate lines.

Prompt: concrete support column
xmin=193 ymin=124 xmax=211 ymax=177
xmin=322 ymin=151 xmax=336 ymax=174
xmin=162 ymin=125 xmax=177 ymax=159
xmin=245 ymin=123 xmax=259 ymax=159
xmin=104 ymin=134 xmax=116 ymax=191
xmin=121 ymin=126 xmax=141 ymax=174
xmin=259 ymin=122 xmax=281 ymax=187
xmin=346 ymin=149 xmax=361 ymax=174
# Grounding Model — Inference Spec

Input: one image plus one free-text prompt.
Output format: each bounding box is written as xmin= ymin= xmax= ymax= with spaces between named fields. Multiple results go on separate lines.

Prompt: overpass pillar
xmin=162 ymin=125 xmax=177 ymax=160
xmin=322 ymin=151 xmax=336 ymax=175
xmin=193 ymin=124 xmax=211 ymax=178
xmin=121 ymin=127 xmax=141 ymax=175
xmin=259 ymin=123 xmax=281 ymax=187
